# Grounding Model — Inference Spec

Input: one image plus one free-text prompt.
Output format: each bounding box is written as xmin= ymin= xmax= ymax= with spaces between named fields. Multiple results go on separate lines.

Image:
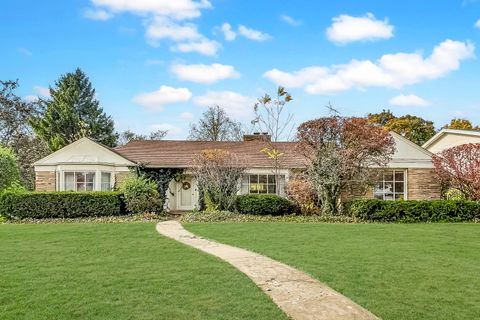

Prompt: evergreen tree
xmin=31 ymin=68 xmax=117 ymax=151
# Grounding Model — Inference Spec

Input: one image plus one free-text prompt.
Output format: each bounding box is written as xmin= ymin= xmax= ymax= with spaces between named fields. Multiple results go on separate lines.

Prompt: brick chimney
xmin=243 ymin=132 xmax=271 ymax=142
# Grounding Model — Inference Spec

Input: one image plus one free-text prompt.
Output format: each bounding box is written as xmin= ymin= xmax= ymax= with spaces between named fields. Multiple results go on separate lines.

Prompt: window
xmin=248 ymin=174 xmax=285 ymax=194
xmin=64 ymin=172 xmax=95 ymax=192
xmin=101 ymin=172 xmax=112 ymax=191
xmin=374 ymin=170 xmax=406 ymax=200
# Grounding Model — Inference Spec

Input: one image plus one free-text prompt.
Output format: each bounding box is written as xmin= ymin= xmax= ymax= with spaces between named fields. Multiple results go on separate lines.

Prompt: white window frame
xmin=100 ymin=172 xmax=113 ymax=191
xmin=63 ymin=171 xmax=96 ymax=192
xmin=374 ymin=169 xmax=408 ymax=200
xmin=248 ymin=174 xmax=285 ymax=195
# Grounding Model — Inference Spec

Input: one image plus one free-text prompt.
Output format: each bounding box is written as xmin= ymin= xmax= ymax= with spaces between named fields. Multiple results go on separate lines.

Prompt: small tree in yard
xmin=297 ymin=116 xmax=395 ymax=215
xmin=252 ymin=86 xmax=293 ymax=195
xmin=433 ymin=143 xmax=480 ymax=200
xmin=0 ymin=146 xmax=22 ymax=191
xmin=192 ymin=149 xmax=245 ymax=211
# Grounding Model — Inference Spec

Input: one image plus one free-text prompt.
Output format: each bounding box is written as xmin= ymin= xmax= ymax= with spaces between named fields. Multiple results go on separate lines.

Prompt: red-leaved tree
xmin=433 ymin=143 xmax=480 ymax=200
xmin=297 ymin=116 xmax=395 ymax=215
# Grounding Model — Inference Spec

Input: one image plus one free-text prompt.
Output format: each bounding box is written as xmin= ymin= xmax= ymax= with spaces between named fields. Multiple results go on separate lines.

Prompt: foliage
xmin=235 ymin=194 xmax=295 ymax=216
xmin=188 ymin=105 xmax=243 ymax=141
xmin=367 ymin=110 xmax=436 ymax=145
xmin=433 ymin=143 xmax=480 ymax=200
xmin=348 ymin=199 xmax=480 ymax=222
xmin=134 ymin=165 xmax=183 ymax=210
xmin=0 ymin=80 xmax=49 ymax=189
xmin=443 ymin=118 xmax=476 ymax=130
xmin=4 ymin=213 xmax=168 ymax=224
xmin=285 ymin=178 xmax=319 ymax=214
xmin=192 ymin=149 xmax=245 ymax=211
xmin=0 ymin=192 xmax=125 ymax=219
xmin=181 ymin=210 xmax=356 ymax=223
xmin=30 ymin=68 xmax=118 ymax=151
xmin=297 ymin=116 xmax=395 ymax=215
xmin=445 ymin=188 xmax=466 ymax=200
xmin=0 ymin=146 xmax=22 ymax=191
xmin=366 ymin=109 xmax=395 ymax=126
xmin=119 ymin=175 xmax=162 ymax=214
xmin=117 ymin=129 xmax=167 ymax=146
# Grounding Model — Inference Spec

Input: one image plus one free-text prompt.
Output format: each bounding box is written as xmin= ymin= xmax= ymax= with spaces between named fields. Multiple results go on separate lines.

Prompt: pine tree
xmin=31 ymin=68 xmax=118 ymax=151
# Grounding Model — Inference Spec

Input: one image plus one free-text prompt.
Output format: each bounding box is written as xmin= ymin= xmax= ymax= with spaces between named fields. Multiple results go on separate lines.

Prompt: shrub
xmin=0 ymin=146 xmax=22 ymax=191
xmin=348 ymin=199 xmax=480 ymax=222
xmin=445 ymin=188 xmax=465 ymax=200
xmin=285 ymin=179 xmax=319 ymax=215
xmin=235 ymin=194 xmax=295 ymax=216
xmin=120 ymin=175 xmax=162 ymax=214
xmin=0 ymin=192 xmax=125 ymax=220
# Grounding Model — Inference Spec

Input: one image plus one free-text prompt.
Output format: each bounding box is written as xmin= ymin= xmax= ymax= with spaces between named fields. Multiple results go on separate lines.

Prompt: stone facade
xmin=407 ymin=168 xmax=442 ymax=200
xmin=35 ymin=172 xmax=56 ymax=191
xmin=114 ymin=171 xmax=134 ymax=189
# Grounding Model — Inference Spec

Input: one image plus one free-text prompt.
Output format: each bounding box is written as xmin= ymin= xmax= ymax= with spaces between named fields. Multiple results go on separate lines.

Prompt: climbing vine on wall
xmin=134 ymin=164 xmax=184 ymax=210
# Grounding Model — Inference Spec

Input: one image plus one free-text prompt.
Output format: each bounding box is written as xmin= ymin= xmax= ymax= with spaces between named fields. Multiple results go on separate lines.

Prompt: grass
xmin=185 ymin=223 xmax=480 ymax=320
xmin=0 ymin=223 xmax=287 ymax=320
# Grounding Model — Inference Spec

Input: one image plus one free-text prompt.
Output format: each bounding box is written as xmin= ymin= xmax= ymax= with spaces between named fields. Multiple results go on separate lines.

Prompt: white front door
xmin=178 ymin=178 xmax=194 ymax=210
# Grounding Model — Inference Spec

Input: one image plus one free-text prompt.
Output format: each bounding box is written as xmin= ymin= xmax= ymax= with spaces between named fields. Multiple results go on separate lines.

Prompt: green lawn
xmin=185 ymin=223 xmax=480 ymax=320
xmin=0 ymin=223 xmax=287 ymax=320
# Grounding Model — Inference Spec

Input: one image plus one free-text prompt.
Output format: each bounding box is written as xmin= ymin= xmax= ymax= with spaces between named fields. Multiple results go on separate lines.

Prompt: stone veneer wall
xmin=407 ymin=168 xmax=442 ymax=200
xmin=35 ymin=172 xmax=56 ymax=191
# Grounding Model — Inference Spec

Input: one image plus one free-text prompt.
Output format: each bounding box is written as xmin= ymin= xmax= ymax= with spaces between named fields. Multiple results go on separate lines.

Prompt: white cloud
xmin=145 ymin=17 xmax=202 ymax=45
xmin=172 ymin=38 xmax=221 ymax=56
xmin=144 ymin=59 xmax=164 ymax=65
xmin=24 ymin=95 xmax=39 ymax=103
xmin=90 ymin=0 xmax=212 ymax=20
xmin=389 ymin=94 xmax=430 ymax=107
xmin=133 ymin=85 xmax=192 ymax=111
xmin=149 ymin=123 xmax=183 ymax=137
xmin=238 ymin=25 xmax=270 ymax=41
xmin=83 ymin=8 xmax=113 ymax=20
xmin=264 ymin=40 xmax=475 ymax=95
xmin=34 ymin=86 xmax=50 ymax=97
xmin=326 ymin=13 xmax=394 ymax=45
xmin=263 ymin=67 xmax=329 ymax=88
xmin=193 ymin=91 xmax=255 ymax=119
xmin=221 ymin=23 xmax=236 ymax=41
xmin=180 ymin=112 xmax=194 ymax=120
xmin=280 ymin=14 xmax=301 ymax=26
xmin=170 ymin=63 xmax=240 ymax=84
xmin=475 ymin=19 xmax=480 ymax=28
xmin=87 ymin=0 xmax=217 ymax=56
xmin=17 ymin=47 xmax=32 ymax=56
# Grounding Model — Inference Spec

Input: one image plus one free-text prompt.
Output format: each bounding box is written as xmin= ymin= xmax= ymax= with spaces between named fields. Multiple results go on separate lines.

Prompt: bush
xmin=0 ymin=146 xmax=22 ymax=191
xmin=285 ymin=179 xmax=319 ymax=215
xmin=348 ymin=199 xmax=480 ymax=222
xmin=235 ymin=194 xmax=295 ymax=216
xmin=120 ymin=175 xmax=162 ymax=214
xmin=0 ymin=192 xmax=125 ymax=220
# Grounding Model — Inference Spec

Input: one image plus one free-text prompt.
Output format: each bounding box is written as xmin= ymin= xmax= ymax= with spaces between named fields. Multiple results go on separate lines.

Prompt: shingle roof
xmin=114 ymin=140 xmax=307 ymax=168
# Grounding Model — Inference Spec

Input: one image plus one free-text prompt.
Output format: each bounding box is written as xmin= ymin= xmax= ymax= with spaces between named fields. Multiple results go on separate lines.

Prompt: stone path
xmin=156 ymin=221 xmax=379 ymax=320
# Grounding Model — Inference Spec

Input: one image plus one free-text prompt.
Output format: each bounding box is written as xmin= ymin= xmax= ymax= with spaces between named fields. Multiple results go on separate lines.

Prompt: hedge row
xmin=235 ymin=194 xmax=296 ymax=216
xmin=0 ymin=192 xmax=126 ymax=220
xmin=348 ymin=199 xmax=480 ymax=222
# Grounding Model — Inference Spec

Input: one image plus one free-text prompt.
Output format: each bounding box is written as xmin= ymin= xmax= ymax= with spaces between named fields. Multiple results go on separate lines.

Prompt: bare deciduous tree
xmin=192 ymin=149 xmax=246 ymax=211
xmin=252 ymin=86 xmax=294 ymax=195
xmin=188 ymin=106 xmax=243 ymax=141
xmin=117 ymin=129 xmax=168 ymax=146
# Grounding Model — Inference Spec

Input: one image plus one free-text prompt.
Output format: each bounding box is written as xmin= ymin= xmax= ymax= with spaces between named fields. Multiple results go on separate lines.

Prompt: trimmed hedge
xmin=0 ymin=192 xmax=126 ymax=220
xmin=235 ymin=194 xmax=295 ymax=216
xmin=348 ymin=199 xmax=480 ymax=222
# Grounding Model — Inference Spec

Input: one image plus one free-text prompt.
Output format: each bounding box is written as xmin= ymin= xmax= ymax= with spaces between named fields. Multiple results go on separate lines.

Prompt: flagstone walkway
xmin=156 ymin=221 xmax=378 ymax=320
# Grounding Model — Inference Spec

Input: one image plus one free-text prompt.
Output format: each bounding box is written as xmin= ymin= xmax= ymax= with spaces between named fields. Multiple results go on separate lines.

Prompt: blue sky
xmin=2 ymin=0 xmax=480 ymax=139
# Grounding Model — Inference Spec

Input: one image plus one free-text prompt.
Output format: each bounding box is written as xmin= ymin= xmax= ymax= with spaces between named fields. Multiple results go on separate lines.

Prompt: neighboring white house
xmin=34 ymin=133 xmax=443 ymax=211
xmin=423 ymin=128 xmax=480 ymax=153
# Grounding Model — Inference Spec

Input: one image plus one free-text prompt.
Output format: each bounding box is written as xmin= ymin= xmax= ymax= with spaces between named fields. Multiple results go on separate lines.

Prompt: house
xmin=423 ymin=128 xmax=480 ymax=153
xmin=34 ymin=132 xmax=441 ymax=211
